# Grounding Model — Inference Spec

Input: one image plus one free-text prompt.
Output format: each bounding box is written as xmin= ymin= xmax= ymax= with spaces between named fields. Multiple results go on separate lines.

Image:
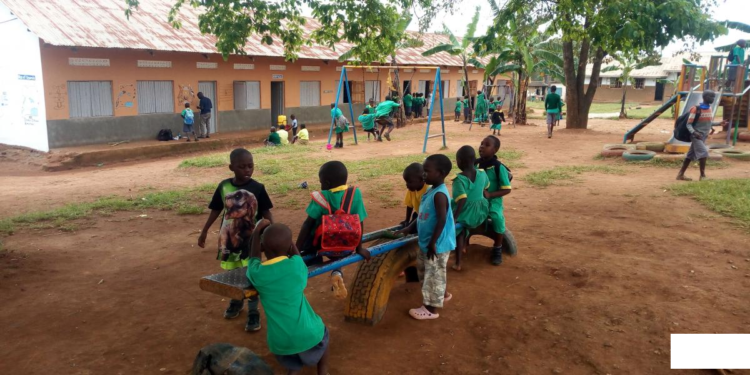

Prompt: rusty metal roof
xmin=1 ymin=0 xmax=473 ymax=67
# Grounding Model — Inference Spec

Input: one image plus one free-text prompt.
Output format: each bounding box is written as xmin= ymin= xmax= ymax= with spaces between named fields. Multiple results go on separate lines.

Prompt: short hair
xmin=385 ymin=95 xmax=392 ymax=101
xmin=425 ymin=154 xmax=452 ymax=176
xmin=184 ymin=102 xmax=190 ymax=108
xmin=271 ymin=126 xmax=277 ymax=131
xmin=290 ymin=114 xmax=296 ymax=119
xmin=403 ymin=162 xmax=423 ymax=180
xmin=319 ymin=161 xmax=348 ymax=186
xmin=330 ymin=103 xmax=336 ymax=108
xmin=301 ymin=123 xmax=306 ymax=129
xmin=456 ymin=145 xmax=476 ymax=162
xmin=363 ymin=108 xmax=369 ymax=114
xmin=229 ymin=148 xmax=252 ymax=164
xmin=485 ymin=135 xmax=501 ymax=150
xmin=197 ymin=92 xmax=204 ymax=98
xmin=550 ymin=85 xmax=557 ymax=92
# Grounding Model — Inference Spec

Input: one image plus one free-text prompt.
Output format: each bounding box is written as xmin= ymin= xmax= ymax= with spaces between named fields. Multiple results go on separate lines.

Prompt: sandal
xmin=409 ymin=306 xmax=439 ymax=320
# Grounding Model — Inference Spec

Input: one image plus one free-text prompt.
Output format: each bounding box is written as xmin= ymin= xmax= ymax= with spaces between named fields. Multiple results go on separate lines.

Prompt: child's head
xmin=270 ymin=126 xmax=277 ymax=133
xmin=403 ymin=162 xmax=425 ymax=191
xmin=479 ymin=135 xmax=501 ymax=159
xmin=423 ymin=154 xmax=451 ymax=186
xmin=369 ymin=99 xmax=375 ymax=106
xmin=301 ymin=123 xmax=306 ymax=129
xmin=457 ymin=97 xmax=461 ymax=101
xmin=456 ymin=145 xmax=476 ymax=170
xmin=291 ymin=114 xmax=296 ymax=120
xmin=318 ymin=160 xmax=348 ymax=190
xmin=477 ymin=90 xmax=482 ymax=95
xmin=184 ymin=102 xmax=190 ymax=108
xmin=550 ymin=85 xmax=557 ymax=93
xmin=363 ymin=108 xmax=369 ymax=115
xmin=464 ymin=95 xmax=469 ymax=99
xmin=385 ymin=95 xmax=392 ymax=101
xmin=330 ymin=103 xmax=336 ymax=109
xmin=496 ymin=104 xmax=502 ymax=110
xmin=229 ymin=148 xmax=254 ymax=183
xmin=260 ymin=223 xmax=294 ymax=259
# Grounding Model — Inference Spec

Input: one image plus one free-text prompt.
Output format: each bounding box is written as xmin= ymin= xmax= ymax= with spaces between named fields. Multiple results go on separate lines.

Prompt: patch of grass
xmin=177 ymin=205 xmax=205 ymax=215
xmin=524 ymin=165 xmax=627 ymax=188
xmin=630 ymin=158 xmax=730 ymax=169
xmin=670 ymin=178 xmax=750 ymax=230
xmin=178 ymin=145 xmax=316 ymax=169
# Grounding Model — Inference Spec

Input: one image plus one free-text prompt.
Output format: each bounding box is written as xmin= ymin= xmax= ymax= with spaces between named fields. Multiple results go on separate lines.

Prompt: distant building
xmin=0 ymin=0 xmax=491 ymax=151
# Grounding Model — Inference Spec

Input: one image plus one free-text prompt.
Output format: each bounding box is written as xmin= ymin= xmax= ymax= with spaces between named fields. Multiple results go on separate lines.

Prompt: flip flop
xmin=409 ymin=306 xmax=439 ymax=320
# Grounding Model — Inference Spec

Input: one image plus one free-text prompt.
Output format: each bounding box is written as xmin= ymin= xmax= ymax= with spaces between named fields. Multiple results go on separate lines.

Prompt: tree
xmin=422 ymin=6 xmax=482 ymax=114
xmin=603 ymin=51 xmax=660 ymax=118
xmin=125 ymin=0 xmax=455 ymax=62
xmin=715 ymin=21 xmax=750 ymax=51
xmin=497 ymin=0 xmax=724 ymax=129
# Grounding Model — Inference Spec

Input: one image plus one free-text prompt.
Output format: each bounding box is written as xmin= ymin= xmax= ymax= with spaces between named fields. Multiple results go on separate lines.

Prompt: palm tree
xmin=422 ymin=7 xmax=481 ymax=114
xmin=715 ymin=21 xmax=750 ymax=51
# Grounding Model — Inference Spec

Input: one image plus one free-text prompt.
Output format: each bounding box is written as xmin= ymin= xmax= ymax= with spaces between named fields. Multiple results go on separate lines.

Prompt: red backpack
xmin=311 ymin=187 xmax=362 ymax=257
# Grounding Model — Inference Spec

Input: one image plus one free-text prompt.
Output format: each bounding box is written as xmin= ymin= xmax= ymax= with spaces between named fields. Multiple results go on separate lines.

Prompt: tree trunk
xmin=562 ymin=38 xmax=606 ymax=129
xmin=391 ymin=54 xmax=406 ymax=127
xmin=463 ymin=56 xmax=473 ymax=113
xmin=514 ymin=74 xmax=529 ymax=125
xmin=619 ymin=83 xmax=627 ymax=119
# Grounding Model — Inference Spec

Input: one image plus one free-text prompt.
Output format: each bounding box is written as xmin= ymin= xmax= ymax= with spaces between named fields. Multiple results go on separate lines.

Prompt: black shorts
xmin=405 ymin=107 xmax=412 ymax=116
xmin=364 ymin=128 xmax=378 ymax=134
xmin=275 ymin=328 xmax=329 ymax=371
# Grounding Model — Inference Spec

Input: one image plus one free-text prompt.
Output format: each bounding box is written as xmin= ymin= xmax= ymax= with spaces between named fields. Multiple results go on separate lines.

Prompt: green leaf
xmin=724 ymin=21 xmax=750 ymax=33
xmin=422 ymin=44 xmax=458 ymax=57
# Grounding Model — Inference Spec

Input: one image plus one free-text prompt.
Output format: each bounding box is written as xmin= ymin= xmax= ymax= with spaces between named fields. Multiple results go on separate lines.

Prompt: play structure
xmin=326 ymin=66 xmax=447 ymax=153
xmin=200 ymin=223 xmax=517 ymax=326
xmin=623 ymin=60 xmax=750 ymax=145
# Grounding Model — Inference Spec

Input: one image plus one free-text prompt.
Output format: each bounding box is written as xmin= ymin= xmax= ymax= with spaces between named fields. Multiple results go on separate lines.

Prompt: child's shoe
xmin=331 ymin=271 xmax=348 ymax=300
xmin=245 ymin=310 xmax=261 ymax=332
xmin=409 ymin=306 xmax=439 ymax=320
xmin=224 ymin=299 xmax=243 ymax=319
xmin=491 ymin=246 xmax=503 ymax=266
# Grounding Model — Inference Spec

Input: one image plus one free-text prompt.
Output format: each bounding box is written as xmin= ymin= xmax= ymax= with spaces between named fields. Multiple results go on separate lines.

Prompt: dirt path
xmin=1 ymin=118 xmax=750 ymax=374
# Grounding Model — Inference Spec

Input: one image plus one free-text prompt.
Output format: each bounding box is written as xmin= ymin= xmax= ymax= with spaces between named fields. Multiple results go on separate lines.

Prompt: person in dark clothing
xmin=197 ymin=92 xmax=213 ymax=139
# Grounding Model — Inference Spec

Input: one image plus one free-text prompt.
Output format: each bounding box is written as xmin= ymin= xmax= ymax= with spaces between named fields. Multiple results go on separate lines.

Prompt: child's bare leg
xmin=453 ymin=233 xmax=465 ymax=271
xmin=317 ymin=345 xmax=330 ymax=375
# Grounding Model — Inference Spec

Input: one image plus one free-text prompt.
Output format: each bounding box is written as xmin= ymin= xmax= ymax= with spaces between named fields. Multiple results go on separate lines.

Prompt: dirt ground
xmin=2 ymin=118 xmax=750 ymax=375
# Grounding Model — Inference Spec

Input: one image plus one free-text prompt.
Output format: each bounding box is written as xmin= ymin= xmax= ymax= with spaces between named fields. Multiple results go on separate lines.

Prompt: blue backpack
xmin=184 ymin=109 xmax=195 ymax=125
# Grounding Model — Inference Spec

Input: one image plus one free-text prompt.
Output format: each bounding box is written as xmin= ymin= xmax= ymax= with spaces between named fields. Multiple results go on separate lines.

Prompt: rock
xmin=192 ymin=343 xmax=273 ymax=375
xmin=603 ymin=342 xmax=613 ymax=348
xmin=572 ymin=268 xmax=586 ymax=277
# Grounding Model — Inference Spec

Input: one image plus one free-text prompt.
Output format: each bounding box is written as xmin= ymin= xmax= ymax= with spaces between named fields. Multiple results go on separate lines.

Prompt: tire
xmin=601 ymin=147 xmax=629 ymax=158
xmin=654 ymin=153 xmax=686 ymax=161
xmin=708 ymin=152 xmax=723 ymax=161
xmin=707 ymin=143 xmax=733 ymax=150
xmin=636 ymin=142 xmax=665 ymax=152
xmin=739 ymin=132 xmax=750 ymax=142
xmin=622 ymin=150 xmax=656 ymax=161
xmin=713 ymin=149 xmax=750 ymax=161
xmin=345 ymin=240 xmax=419 ymax=325
xmin=664 ymin=143 xmax=691 ymax=154
xmin=467 ymin=226 xmax=518 ymax=256
xmin=603 ymin=144 xmax=636 ymax=150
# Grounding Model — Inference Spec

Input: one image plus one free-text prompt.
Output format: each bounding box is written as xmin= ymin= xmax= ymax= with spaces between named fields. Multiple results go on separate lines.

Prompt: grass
xmin=524 ymin=165 xmax=627 ymax=188
xmin=630 ymin=158 xmax=730 ymax=169
xmin=670 ymin=179 xmax=750 ymax=230
xmin=178 ymin=145 xmax=317 ymax=168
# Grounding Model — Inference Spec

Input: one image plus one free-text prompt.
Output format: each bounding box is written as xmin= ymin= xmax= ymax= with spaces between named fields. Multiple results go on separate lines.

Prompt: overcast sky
xmin=414 ymin=0 xmax=748 ymax=55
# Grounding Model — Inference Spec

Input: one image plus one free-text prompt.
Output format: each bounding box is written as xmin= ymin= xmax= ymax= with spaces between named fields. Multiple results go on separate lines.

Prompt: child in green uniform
xmin=476 ymin=136 xmax=513 ymax=265
xmin=462 ymin=96 xmax=471 ymax=123
xmin=454 ymin=98 xmax=462 ymax=122
xmin=451 ymin=146 xmax=490 ymax=271
xmin=266 ymin=126 xmax=281 ymax=146
xmin=490 ymin=105 xmax=503 ymax=135
xmin=330 ymin=103 xmax=349 ymax=149
xmin=246 ymin=221 xmax=330 ymax=374
xmin=199 ymin=148 xmax=274 ymax=332
xmin=296 ymin=161 xmax=371 ymax=300
xmin=403 ymin=93 xmax=413 ymax=118
xmin=366 ymin=99 xmax=376 ymax=115
xmin=358 ymin=108 xmax=378 ymax=141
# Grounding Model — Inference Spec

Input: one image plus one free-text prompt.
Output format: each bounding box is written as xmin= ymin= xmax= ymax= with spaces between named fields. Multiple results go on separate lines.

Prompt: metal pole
xmin=343 ymin=69 xmax=358 ymax=145
xmin=437 ymin=68 xmax=447 ymax=149
xmin=423 ymin=68 xmax=440 ymax=153
xmin=328 ymin=69 xmax=345 ymax=146
xmin=307 ymin=235 xmax=418 ymax=278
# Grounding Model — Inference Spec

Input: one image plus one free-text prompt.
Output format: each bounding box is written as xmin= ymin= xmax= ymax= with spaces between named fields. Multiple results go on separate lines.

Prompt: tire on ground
xmin=636 ymin=142 xmax=665 ymax=152
xmin=603 ymin=144 xmax=636 ymax=150
xmin=707 ymin=143 xmax=732 ymax=150
xmin=738 ymin=132 xmax=750 ymax=142
xmin=601 ymin=147 xmax=629 ymax=157
xmin=467 ymin=226 xmax=518 ymax=257
xmin=664 ymin=143 xmax=691 ymax=154
xmin=622 ymin=150 xmax=656 ymax=161
xmin=713 ymin=149 xmax=750 ymax=161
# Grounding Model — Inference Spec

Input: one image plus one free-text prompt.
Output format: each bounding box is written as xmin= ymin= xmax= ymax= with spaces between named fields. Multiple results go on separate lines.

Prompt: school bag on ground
xmin=311 ymin=187 xmax=362 ymax=257
xmin=157 ymin=129 xmax=174 ymax=141
xmin=673 ymin=105 xmax=701 ymax=142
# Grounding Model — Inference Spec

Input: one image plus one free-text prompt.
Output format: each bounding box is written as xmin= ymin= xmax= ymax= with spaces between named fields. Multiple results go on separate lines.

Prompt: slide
xmin=622 ymin=95 xmax=678 ymax=143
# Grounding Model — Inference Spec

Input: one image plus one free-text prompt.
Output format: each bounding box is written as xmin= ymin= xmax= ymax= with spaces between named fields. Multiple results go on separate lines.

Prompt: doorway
xmin=198 ymin=81 xmax=217 ymax=133
xmin=654 ymin=81 xmax=665 ymax=101
xmin=271 ymin=82 xmax=285 ymax=125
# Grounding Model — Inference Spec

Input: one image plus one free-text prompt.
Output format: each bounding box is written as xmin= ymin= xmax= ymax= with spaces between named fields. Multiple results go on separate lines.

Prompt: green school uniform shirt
xmin=268 ymin=132 xmax=281 ymax=145
xmin=545 ymin=93 xmax=562 ymax=114
xmin=306 ymin=185 xmax=368 ymax=228
xmin=732 ymin=45 xmax=745 ymax=65
xmin=451 ymin=169 xmax=490 ymax=231
xmin=375 ymin=100 xmax=400 ymax=118
xmin=246 ymin=256 xmax=325 ymax=355
xmin=462 ymin=99 xmax=470 ymax=108
xmin=365 ymin=105 xmax=375 ymax=114
xmin=331 ymin=107 xmax=343 ymax=120
xmin=403 ymin=94 xmax=413 ymax=108
xmin=454 ymin=100 xmax=462 ymax=112
xmin=358 ymin=113 xmax=375 ymax=130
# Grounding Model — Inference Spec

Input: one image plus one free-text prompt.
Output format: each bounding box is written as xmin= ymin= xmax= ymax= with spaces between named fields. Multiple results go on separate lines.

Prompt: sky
xmin=413 ymin=0 xmax=748 ymax=56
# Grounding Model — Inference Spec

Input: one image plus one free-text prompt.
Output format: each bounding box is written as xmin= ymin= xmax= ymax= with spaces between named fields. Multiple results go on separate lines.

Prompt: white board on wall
xmin=0 ymin=3 xmax=49 ymax=152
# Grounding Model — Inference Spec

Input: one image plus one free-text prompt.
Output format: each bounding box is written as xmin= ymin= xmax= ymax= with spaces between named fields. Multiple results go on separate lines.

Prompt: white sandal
xmin=409 ymin=306 xmax=439 ymax=320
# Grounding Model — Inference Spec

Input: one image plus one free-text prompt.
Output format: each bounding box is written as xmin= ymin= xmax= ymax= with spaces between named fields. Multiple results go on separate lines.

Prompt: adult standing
xmin=197 ymin=92 xmax=213 ymax=139
xmin=544 ymin=85 xmax=563 ymax=139
xmin=676 ymin=90 xmax=715 ymax=182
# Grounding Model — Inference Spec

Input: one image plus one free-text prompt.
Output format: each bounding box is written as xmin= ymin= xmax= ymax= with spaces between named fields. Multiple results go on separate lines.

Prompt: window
xmin=441 ymin=80 xmax=450 ymax=98
xmin=67 ymin=81 xmax=113 ymax=118
xmin=336 ymin=81 xmax=353 ymax=104
xmin=457 ymin=80 xmax=464 ymax=96
xmin=299 ymin=81 xmax=321 ymax=107
xmin=233 ymin=81 xmax=260 ymax=110
xmin=364 ymin=80 xmax=380 ymax=102
xmin=610 ymin=78 xmax=623 ymax=89
xmin=634 ymin=78 xmax=645 ymax=90
xmin=136 ymin=81 xmax=174 ymax=114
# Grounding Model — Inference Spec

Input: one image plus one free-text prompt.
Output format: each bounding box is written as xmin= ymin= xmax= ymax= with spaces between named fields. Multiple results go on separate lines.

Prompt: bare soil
xmin=2 ymin=118 xmax=750 ymax=375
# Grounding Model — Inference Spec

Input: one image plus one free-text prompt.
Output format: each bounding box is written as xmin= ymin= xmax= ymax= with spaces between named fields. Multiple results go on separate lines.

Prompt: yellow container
xmin=664 ymin=143 xmax=690 ymax=154
xmin=277 ymin=115 xmax=287 ymax=126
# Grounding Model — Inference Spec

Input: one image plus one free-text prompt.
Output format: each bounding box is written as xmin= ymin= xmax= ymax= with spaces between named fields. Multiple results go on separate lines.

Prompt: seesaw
xmin=200 ymin=223 xmax=517 ymax=326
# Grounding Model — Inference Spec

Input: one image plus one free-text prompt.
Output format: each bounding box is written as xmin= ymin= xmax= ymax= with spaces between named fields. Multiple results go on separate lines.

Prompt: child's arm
xmin=395 ymin=219 xmax=417 ymax=236
xmin=452 ymin=199 xmax=466 ymax=223
xmin=427 ymin=192 xmax=449 ymax=260
xmin=403 ymin=206 xmax=414 ymax=226
xmin=484 ymin=188 xmax=511 ymax=199
xmin=356 ymin=221 xmax=371 ymax=260
xmin=261 ymin=210 xmax=274 ymax=224
xmin=295 ymin=216 xmax=316 ymax=251
xmin=249 ymin=219 xmax=271 ymax=260
xmin=198 ymin=209 xmax=222 ymax=248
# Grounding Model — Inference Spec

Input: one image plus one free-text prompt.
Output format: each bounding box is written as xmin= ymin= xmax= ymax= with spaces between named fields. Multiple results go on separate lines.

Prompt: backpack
xmin=476 ymin=158 xmax=513 ymax=188
xmin=184 ymin=109 xmax=194 ymax=125
xmin=157 ymin=128 xmax=174 ymax=141
xmin=673 ymin=106 xmax=702 ymax=142
xmin=311 ymin=187 xmax=362 ymax=257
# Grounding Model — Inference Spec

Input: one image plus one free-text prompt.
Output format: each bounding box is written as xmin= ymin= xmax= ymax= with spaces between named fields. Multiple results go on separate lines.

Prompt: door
xmin=271 ymin=81 xmax=285 ymax=125
xmin=198 ymin=81 xmax=217 ymax=133
xmin=402 ymin=80 xmax=413 ymax=94
xmin=655 ymin=81 xmax=665 ymax=101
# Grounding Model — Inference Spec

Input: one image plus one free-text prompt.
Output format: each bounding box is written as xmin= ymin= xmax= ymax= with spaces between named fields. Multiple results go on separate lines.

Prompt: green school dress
xmin=481 ymin=161 xmax=511 ymax=234
xmin=452 ymin=169 xmax=489 ymax=235
xmin=331 ymin=107 xmax=350 ymax=134
xmin=454 ymin=101 xmax=462 ymax=113
xmin=474 ymin=93 xmax=488 ymax=122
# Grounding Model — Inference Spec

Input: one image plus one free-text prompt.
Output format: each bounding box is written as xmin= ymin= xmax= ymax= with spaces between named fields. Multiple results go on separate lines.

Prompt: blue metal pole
xmin=301 ymin=224 xmax=402 ymax=263
xmin=422 ymin=69 xmax=441 ymax=153
xmin=344 ymin=69 xmax=358 ymax=145
xmin=328 ymin=69 xmax=345 ymax=146
xmin=437 ymin=68 xmax=446 ymax=148
xmin=308 ymin=235 xmax=418 ymax=278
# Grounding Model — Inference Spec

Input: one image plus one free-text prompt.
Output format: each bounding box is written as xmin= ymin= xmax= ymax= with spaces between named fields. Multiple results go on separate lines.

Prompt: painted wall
xmin=0 ymin=2 xmax=49 ymax=152
xmin=583 ymin=83 xmax=675 ymax=104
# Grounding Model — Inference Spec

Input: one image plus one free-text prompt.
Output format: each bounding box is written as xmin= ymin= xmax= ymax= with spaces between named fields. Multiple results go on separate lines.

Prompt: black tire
xmin=503 ymin=229 xmax=518 ymax=256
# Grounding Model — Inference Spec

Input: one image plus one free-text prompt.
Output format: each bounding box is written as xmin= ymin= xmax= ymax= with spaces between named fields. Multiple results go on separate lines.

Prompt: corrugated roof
xmin=1 ymin=0 xmax=473 ymax=67
xmin=586 ymin=52 xmax=718 ymax=79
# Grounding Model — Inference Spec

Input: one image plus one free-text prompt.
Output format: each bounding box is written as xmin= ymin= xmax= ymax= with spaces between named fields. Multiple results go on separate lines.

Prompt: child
xmin=290 ymin=114 xmax=298 ymax=137
xmin=412 ymin=93 xmax=420 ymax=119
xmin=198 ymin=148 xmax=274 ymax=332
xmin=292 ymin=123 xmax=309 ymax=145
xmin=366 ymin=99 xmax=376 ymax=115
xmin=374 ymin=96 xmax=400 ymax=142
xmin=476 ymin=136 xmax=512 ymax=265
xmin=277 ymin=125 xmax=290 ymax=145
xmin=180 ymin=102 xmax=198 ymax=142
xmin=402 ymin=162 xmax=428 ymax=227
xmin=451 ymin=146 xmax=490 ymax=271
xmin=403 ymin=92 xmax=413 ymax=118
xmin=487 ymin=98 xmax=496 ymax=128
xmin=490 ymin=105 xmax=503 ymax=135
xmin=397 ymin=154 xmax=455 ymax=320
xmin=463 ymin=95 xmax=471 ymax=124
xmin=544 ymin=85 xmax=563 ymax=138
xmin=295 ymin=161 xmax=370 ymax=299
xmin=454 ymin=98 xmax=462 ymax=122
xmin=330 ymin=103 xmax=349 ymax=149
xmin=358 ymin=108 xmax=379 ymax=141
xmin=246 ymin=221 xmax=330 ymax=375
xmin=266 ymin=126 xmax=281 ymax=146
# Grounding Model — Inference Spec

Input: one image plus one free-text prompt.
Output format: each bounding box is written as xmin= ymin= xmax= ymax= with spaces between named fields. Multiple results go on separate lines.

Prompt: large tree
xmin=497 ymin=0 xmax=724 ymax=129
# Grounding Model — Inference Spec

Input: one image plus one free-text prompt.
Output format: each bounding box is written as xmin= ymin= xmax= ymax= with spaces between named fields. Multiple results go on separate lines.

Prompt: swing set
xmin=327 ymin=65 xmax=447 ymax=153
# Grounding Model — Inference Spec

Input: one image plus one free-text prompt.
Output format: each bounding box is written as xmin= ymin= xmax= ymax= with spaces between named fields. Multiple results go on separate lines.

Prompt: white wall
xmin=0 ymin=2 xmax=49 ymax=152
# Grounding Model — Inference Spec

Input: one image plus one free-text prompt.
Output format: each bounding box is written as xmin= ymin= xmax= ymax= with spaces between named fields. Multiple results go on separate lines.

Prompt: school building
xmin=0 ymin=0 xmax=489 ymax=152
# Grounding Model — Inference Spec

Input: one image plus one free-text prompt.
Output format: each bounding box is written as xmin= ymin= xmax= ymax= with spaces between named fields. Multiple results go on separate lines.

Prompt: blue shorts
xmin=275 ymin=327 xmax=329 ymax=371
xmin=183 ymin=123 xmax=194 ymax=133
